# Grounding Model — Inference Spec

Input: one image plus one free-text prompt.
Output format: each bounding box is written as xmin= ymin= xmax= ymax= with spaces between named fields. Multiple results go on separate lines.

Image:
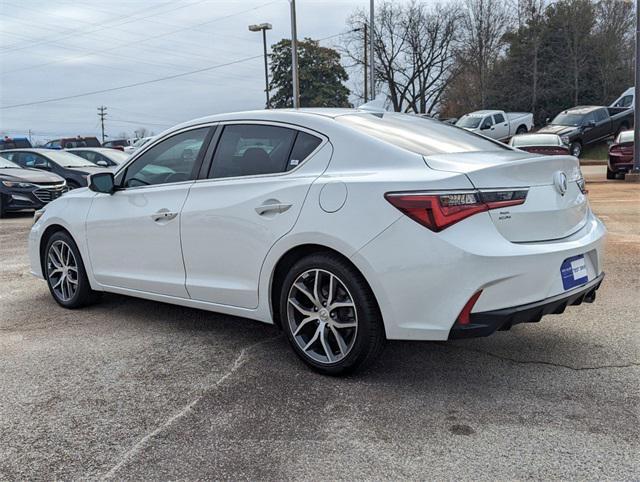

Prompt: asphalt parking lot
xmin=0 ymin=165 xmax=638 ymax=480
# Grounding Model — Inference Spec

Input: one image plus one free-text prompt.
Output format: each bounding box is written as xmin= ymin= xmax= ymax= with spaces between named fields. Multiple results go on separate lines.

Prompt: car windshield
xmin=455 ymin=116 xmax=482 ymax=128
xmin=337 ymin=113 xmax=509 ymax=156
xmin=0 ymin=156 xmax=20 ymax=168
xmin=45 ymin=150 xmax=96 ymax=167
xmin=551 ymin=113 xmax=584 ymax=126
xmin=101 ymin=149 xmax=129 ymax=163
xmin=511 ymin=134 xmax=561 ymax=147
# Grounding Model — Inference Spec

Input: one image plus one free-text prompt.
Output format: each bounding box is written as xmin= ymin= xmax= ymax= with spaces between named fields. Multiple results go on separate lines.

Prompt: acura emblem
xmin=554 ymin=171 xmax=568 ymax=195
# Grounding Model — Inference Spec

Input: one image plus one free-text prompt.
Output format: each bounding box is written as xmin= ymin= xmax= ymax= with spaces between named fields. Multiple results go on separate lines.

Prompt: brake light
xmin=385 ymin=190 xmax=527 ymax=231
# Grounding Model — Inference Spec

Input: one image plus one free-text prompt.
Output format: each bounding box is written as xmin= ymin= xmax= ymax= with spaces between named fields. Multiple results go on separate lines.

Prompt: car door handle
xmin=151 ymin=209 xmax=178 ymax=222
xmin=255 ymin=201 xmax=292 ymax=215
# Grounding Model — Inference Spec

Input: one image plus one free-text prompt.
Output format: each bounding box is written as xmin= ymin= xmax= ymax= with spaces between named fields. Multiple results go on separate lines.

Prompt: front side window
xmin=481 ymin=116 xmax=493 ymax=129
xmin=123 ymin=128 xmax=209 ymax=188
xmin=210 ymin=124 xmax=297 ymax=179
xmin=16 ymin=152 xmax=51 ymax=169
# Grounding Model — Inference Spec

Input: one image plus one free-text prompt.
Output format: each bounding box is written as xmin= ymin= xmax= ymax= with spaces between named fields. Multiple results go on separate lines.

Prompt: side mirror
xmin=585 ymin=120 xmax=596 ymax=128
xmin=88 ymin=172 xmax=115 ymax=194
xmin=35 ymin=162 xmax=50 ymax=170
xmin=545 ymin=117 xmax=550 ymax=125
xmin=96 ymin=160 xmax=109 ymax=167
xmin=480 ymin=123 xmax=491 ymax=130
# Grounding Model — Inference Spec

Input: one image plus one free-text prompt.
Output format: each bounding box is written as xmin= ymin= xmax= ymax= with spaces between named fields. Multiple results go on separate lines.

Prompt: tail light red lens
xmin=385 ymin=190 xmax=527 ymax=232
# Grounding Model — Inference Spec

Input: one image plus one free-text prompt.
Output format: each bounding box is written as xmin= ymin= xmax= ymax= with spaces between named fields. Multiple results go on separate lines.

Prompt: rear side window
xmin=493 ymin=113 xmax=505 ymax=124
xmin=210 ymin=124 xmax=297 ymax=179
xmin=287 ymin=131 xmax=322 ymax=170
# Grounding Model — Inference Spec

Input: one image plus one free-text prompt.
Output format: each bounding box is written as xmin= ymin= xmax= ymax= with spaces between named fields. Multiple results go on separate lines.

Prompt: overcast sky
xmin=0 ymin=0 xmax=366 ymax=142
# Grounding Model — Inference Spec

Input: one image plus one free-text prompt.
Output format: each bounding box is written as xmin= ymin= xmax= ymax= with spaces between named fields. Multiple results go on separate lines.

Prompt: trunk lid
xmin=423 ymin=151 xmax=588 ymax=242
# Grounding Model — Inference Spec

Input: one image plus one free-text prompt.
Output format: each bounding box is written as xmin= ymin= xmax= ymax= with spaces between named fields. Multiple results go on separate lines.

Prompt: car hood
xmin=0 ymin=167 xmax=65 ymax=184
xmin=537 ymin=125 xmax=577 ymax=136
xmin=65 ymin=166 xmax=112 ymax=175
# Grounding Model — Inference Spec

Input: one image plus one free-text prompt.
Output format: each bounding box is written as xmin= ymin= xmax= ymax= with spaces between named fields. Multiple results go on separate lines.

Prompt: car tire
xmin=570 ymin=141 xmax=582 ymax=158
xmin=606 ymin=167 xmax=616 ymax=180
xmin=44 ymin=231 xmax=99 ymax=309
xmin=67 ymin=180 xmax=81 ymax=190
xmin=516 ymin=125 xmax=527 ymax=135
xmin=279 ymin=252 xmax=385 ymax=375
xmin=0 ymin=195 xmax=6 ymax=218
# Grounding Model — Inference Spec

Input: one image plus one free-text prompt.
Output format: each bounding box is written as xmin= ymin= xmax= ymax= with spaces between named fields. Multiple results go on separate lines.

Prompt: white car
xmin=456 ymin=110 xmax=534 ymax=141
xmin=28 ymin=109 xmax=606 ymax=374
xmin=123 ymin=136 xmax=154 ymax=154
xmin=66 ymin=147 xmax=129 ymax=168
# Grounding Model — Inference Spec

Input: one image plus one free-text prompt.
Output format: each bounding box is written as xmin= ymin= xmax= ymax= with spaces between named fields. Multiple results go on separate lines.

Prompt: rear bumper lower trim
xmin=448 ymin=272 xmax=605 ymax=339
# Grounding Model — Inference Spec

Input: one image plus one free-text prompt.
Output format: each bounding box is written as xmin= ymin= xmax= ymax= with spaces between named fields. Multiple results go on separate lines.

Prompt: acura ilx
xmin=28 ymin=109 xmax=606 ymax=374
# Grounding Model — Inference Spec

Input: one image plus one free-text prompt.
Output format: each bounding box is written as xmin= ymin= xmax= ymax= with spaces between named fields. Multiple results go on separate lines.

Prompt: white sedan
xmin=28 ymin=109 xmax=606 ymax=374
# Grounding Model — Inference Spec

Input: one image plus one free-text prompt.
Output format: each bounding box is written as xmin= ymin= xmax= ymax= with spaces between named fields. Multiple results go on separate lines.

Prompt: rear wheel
xmin=44 ymin=231 xmax=99 ymax=308
xmin=516 ymin=125 xmax=527 ymax=135
xmin=606 ymin=167 xmax=616 ymax=180
xmin=279 ymin=253 xmax=385 ymax=375
xmin=570 ymin=141 xmax=582 ymax=158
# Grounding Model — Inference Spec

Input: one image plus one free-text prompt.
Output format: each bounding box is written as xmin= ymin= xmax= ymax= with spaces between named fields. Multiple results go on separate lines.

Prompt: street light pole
xmin=290 ymin=0 xmax=300 ymax=108
xmin=248 ymin=23 xmax=273 ymax=109
xmin=369 ymin=0 xmax=375 ymax=100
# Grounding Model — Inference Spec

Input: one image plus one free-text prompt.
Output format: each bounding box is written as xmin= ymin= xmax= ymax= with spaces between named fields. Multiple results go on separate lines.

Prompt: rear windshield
xmin=336 ymin=113 xmax=508 ymax=155
xmin=617 ymin=130 xmax=634 ymax=143
xmin=511 ymin=134 xmax=561 ymax=147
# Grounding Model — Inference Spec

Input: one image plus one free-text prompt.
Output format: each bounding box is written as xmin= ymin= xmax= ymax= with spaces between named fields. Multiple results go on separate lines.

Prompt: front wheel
xmin=570 ymin=141 xmax=582 ymax=158
xmin=44 ymin=231 xmax=99 ymax=308
xmin=279 ymin=253 xmax=385 ymax=375
xmin=0 ymin=195 xmax=6 ymax=218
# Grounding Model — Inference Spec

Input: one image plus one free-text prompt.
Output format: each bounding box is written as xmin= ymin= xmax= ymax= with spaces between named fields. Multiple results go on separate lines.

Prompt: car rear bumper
xmin=448 ymin=272 xmax=604 ymax=339
xmin=352 ymin=209 xmax=606 ymax=341
xmin=609 ymin=161 xmax=633 ymax=172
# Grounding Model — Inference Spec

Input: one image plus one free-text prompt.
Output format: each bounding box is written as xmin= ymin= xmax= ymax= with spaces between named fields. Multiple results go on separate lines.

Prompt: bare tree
xmin=458 ymin=0 xmax=511 ymax=108
xmin=342 ymin=1 xmax=459 ymax=114
xmin=593 ymin=0 xmax=635 ymax=102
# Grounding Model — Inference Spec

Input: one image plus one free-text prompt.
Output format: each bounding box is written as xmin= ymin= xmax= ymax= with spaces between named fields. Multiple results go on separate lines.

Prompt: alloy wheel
xmin=47 ymin=240 xmax=79 ymax=302
xmin=287 ymin=269 xmax=358 ymax=364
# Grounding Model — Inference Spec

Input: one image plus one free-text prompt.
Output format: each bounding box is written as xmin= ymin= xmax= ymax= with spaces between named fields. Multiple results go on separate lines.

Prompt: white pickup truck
xmin=455 ymin=110 xmax=534 ymax=141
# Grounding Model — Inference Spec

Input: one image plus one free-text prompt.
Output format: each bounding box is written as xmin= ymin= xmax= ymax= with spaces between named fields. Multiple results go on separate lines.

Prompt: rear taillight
xmin=385 ymin=190 xmax=527 ymax=232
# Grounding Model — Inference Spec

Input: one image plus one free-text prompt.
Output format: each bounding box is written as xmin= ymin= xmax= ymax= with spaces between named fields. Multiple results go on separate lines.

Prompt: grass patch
xmin=582 ymin=141 xmax=609 ymax=162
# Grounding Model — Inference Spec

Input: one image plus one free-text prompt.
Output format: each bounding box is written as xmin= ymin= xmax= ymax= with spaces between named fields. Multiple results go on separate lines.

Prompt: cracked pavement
xmin=0 ymin=165 xmax=638 ymax=480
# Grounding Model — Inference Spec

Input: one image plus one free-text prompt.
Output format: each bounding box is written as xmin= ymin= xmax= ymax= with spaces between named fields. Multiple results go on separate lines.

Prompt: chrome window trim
xmin=196 ymin=119 xmax=329 ymax=184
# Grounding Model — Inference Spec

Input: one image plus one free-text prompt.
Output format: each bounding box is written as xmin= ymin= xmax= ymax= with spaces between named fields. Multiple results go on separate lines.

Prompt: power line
xmin=1 ymin=1 xmax=277 ymax=76
xmin=0 ymin=29 xmax=359 ymax=111
xmin=0 ymin=0 xmax=210 ymax=53
xmin=0 ymin=55 xmax=262 ymax=110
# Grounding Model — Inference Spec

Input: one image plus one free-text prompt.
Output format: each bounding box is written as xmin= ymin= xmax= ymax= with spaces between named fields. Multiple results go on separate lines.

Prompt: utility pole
xmin=97 ymin=106 xmax=107 ymax=143
xmin=628 ymin=0 xmax=640 ymax=181
xmin=28 ymin=129 xmax=32 ymax=144
xmin=369 ymin=0 xmax=375 ymax=100
xmin=363 ymin=23 xmax=368 ymax=103
xmin=289 ymin=0 xmax=300 ymax=108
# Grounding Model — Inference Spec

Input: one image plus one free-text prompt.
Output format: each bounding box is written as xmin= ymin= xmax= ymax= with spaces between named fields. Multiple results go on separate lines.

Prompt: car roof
xmin=563 ymin=106 xmax=603 ymax=114
xmin=465 ymin=110 xmax=500 ymax=116
xmin=66 ymin=147 xmax=115 ymax=153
